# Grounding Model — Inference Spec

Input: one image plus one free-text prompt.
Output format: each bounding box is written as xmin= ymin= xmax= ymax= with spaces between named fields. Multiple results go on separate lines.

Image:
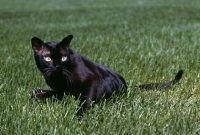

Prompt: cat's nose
xmin=56 ymin=65 xmax=61 ymax=70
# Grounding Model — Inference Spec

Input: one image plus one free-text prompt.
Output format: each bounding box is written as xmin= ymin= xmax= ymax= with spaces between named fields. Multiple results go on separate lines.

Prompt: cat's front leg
xmin=31 ymin=89 xmax=59 ymax=99
xmin=76 ymin=95 xmax=93 ymax=116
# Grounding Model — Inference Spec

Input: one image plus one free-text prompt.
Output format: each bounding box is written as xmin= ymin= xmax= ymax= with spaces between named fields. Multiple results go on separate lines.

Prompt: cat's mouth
xmin=47 ymin=70 xmax=65 ymax=80
xmin=41 ymin=68 xmax=64 ymax=78
xmin=52 ymin=68 xmax=63 ymax=74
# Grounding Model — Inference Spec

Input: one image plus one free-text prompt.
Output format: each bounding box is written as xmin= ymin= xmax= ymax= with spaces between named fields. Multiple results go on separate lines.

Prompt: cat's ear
xmin=60 ymin=35 xmax=73 ymax=48
xmin=31 ymin=37 xmax=44 ymax=52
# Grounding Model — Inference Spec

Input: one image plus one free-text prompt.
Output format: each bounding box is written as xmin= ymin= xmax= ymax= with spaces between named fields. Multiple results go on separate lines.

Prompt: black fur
xmin=135 ymin=70 xmax=183 ymax=90
xmin=31 ymin=35 xmax=183 ymax=113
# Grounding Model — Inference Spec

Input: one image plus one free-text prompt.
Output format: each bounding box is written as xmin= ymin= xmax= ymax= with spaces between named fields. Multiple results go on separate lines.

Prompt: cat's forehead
xmin=45 ymin=41 xmax=69 ymax=54
xmin=42 ymin=41 xmax=68 ymax=56
xmin=45 ymin=41 xmax=60 ymax=47
xmin=35 ymin=42 xmax=60 ymax=56
xmin=36 ymin=46 xmax=50 ymax=56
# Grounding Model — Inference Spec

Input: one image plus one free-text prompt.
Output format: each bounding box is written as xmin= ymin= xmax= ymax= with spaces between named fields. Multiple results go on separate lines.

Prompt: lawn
xmin=0 ymin=0 xmax=200 ymax=134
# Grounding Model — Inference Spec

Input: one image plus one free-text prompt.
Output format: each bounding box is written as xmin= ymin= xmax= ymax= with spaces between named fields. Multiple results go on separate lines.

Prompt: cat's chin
xmin=52 ymin=70 xmax=63 ymax=75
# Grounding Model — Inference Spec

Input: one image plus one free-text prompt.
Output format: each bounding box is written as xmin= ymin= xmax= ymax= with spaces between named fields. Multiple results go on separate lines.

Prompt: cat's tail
xmin=135 ymin=70 xmax=183 ymax=90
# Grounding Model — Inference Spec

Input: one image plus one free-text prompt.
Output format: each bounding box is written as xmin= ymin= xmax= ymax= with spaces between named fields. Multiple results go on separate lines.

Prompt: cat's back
xmin=72 ymin=51 xmax=127 ymax=86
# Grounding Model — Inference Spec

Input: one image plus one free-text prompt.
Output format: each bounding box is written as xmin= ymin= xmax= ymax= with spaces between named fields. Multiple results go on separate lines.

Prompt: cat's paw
xmin=30 ymin=89 xmax=57 ymax=99
xmin=31 ymin=89 xmax=48 ymax=98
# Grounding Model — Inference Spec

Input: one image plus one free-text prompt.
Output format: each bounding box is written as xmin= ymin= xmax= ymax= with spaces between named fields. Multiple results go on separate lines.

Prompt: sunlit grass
xmin=0 ymin=0 xmax=200 ymax=134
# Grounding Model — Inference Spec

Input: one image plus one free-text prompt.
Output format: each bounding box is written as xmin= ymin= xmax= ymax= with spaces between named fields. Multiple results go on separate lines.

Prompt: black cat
xmin=31 ymin=35 xmax=183 ymax=113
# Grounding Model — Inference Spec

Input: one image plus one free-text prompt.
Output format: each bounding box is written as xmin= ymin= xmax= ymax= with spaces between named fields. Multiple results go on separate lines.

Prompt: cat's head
xmin=31 ymin=35 xmax=73 ymax=75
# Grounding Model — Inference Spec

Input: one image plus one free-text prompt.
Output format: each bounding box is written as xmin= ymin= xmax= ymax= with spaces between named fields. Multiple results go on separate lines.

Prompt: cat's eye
xmin=44 ymin=56 xmax=52 ymax=62
xmin=61 ymin=56 xmax=67 ymax=62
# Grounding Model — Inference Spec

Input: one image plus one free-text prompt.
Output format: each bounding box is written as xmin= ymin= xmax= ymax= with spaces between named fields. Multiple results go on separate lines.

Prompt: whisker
xmin=42 ymin=68 xmax=53 ymax=81
xmin=63 ymin=70 xmax=71 ymax=86
xmin=40 ymin=67 xmax=74 ymax=88
xmin=62 ymin=68 xmax=74 ymax=88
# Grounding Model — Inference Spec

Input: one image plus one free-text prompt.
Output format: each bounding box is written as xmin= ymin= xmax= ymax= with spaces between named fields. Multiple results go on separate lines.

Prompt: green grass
xmin=0 ymin=0 xmax=200 ymax=134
